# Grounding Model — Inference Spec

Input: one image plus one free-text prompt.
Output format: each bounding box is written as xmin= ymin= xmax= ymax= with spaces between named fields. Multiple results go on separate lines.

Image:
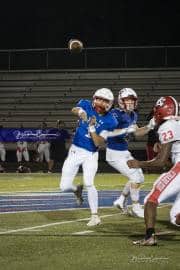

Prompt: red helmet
xmin=153 ymin=96 xmax=179 ymax=125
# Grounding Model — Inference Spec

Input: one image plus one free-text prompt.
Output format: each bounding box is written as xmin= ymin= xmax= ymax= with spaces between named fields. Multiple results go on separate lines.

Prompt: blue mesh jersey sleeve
xmin=76 ymin=99 xmax=91 ymax=111
xmin=72 ymin=99 xmax=99 ymax=152
xmin=95 ymin=112 xmax=118 ymax=135
xmin=72 ymin=100 xmax=118 ymax=152
xmin=111 ymin=109 xmax=138 ymax=129
xmin=107 ymin=108 xmax=138 ymax=151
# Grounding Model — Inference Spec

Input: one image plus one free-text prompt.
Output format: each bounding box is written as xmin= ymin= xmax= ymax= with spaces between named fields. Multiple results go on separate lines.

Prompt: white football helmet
xmin=118 ymin=88 xmax=137 ymax=111
xmin=93 ymin=88 xmax=114 ymax=113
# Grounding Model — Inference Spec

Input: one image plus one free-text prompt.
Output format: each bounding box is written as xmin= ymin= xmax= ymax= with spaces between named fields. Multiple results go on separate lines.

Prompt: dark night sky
xmin=0 ymin=1 xmax=180 ymax=49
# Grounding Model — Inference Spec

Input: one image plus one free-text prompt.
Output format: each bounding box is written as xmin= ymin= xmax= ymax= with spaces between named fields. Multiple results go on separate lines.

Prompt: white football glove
xmin=146 ymin=117 xmax=156 ymax=130
xmin=126 ymin=124 xmax=137 ymax=134
xmin=88 ymin=125 xmax=96 ymax=133
xmin=100 ymin=124 xmax=137 ymax=139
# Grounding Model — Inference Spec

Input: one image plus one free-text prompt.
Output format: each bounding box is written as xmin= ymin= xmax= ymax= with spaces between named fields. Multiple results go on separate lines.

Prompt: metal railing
xmin=0 ymin=45 xmax=180 ymax=70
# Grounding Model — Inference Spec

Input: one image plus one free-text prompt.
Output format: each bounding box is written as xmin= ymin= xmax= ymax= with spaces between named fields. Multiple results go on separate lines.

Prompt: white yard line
xmin=0 ymin=206 xmax=114 ymax=215
xmin=0 ymin=203 xmax=172 ymax=215
xmin=72 ymin=230 xmax=94 ymax=235
xmin=27 ymin=229 xmax=43 ymax=232
xmin=0 ymin=213 xmax=122 ymax=235
xmin=0 ymin=198 xmax=72 ymax=202
xmin=0 ymin=203 xmax=48 ymax=207
xmin=0 ymin=204 xmax=173 ymax=235
xmin=156 ymin=230 xmax=175 ymax=235
xmin=0 ymin=189 xmax=150 ymax=195
xmin=0 ymin=191 xmax=69 ymax=196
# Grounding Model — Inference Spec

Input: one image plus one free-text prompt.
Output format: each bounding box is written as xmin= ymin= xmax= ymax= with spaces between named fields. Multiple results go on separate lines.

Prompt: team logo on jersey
xmin=156 ymin=97 xmax=166 ymax=107
xmin=95 ymin=120 xmax=104 ymax=128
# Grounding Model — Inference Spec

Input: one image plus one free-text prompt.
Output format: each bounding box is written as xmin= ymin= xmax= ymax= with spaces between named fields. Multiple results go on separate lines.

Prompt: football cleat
xmin=74 ymin=184 xmax=84 ymax=206
xmin=131 ymin=203 xmax=144 ymax=218
xmin=87 ymin=215 xmax=101 ymax=227
xmin=133 ymin=234 xmax=157 ymax=246
xmin=113 ymin=195 xmax=128 ymax=214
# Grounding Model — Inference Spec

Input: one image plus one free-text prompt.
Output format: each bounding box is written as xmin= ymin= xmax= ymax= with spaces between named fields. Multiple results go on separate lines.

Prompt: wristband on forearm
xmin=89 ymin=125 xmax=96 ymax=133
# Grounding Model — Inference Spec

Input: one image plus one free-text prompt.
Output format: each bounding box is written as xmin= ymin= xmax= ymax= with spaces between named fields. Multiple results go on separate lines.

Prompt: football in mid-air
xmin=68 ymin=39 xmax=83 ymax=53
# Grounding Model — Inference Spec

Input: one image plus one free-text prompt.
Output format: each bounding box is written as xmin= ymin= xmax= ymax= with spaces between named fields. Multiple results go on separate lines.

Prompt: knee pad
xmin=60 ymin=181 xmax=72 ymax=191
xmin=129 ymin=169 xmax=144 ymax=184
xmin=130 ymin=186 xmax=140 ymax=202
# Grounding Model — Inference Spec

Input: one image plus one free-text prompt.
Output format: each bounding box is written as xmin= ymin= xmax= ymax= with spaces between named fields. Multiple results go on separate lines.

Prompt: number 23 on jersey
xmin=161 ymin=130 xmax=174 ymax=142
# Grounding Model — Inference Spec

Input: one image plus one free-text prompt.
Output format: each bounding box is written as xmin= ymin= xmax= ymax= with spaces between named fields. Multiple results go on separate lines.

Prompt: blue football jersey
xmin=73 ymin=99 xmax=118 ymax=152
xmin=107 ymin=108 xmax=138 ymax=151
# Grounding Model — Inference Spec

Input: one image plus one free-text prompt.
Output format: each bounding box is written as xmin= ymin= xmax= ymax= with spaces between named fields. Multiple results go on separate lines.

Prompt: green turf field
xmin=0 ymin=173 xmax=179 ymax=270
xmin=0 ymin=173 xmax=160 ymax=193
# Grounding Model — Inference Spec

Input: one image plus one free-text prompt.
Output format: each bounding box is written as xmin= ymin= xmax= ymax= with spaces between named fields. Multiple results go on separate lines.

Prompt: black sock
xmin=145 ymin=228 xmax=155 ymax=239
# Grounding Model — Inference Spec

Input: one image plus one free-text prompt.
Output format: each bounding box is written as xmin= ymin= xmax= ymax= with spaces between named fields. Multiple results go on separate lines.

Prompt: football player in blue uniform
xmin=89 ymin=88 xmax=155 ymax=218
xmin=60 ymin=88 xmax=118 ymax=226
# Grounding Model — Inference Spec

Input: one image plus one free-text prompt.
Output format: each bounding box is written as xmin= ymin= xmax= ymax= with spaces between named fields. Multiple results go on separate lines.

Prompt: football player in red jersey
xmin=128 ymin=96 xmax=180 ymax=246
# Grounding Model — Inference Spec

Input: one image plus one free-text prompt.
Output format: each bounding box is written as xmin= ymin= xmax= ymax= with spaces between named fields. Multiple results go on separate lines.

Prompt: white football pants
xmin=0 ymin=148 xmax=6 ymax=162
xmin=106 ymin=148 xmax=144 ymax=183
xmin=16 ymin=149 xmax=29 ymax=162
xmin=60 ymin=144 xmax=99 ymax=214
xmin=38 ymin=142 xmax=50 ymax=162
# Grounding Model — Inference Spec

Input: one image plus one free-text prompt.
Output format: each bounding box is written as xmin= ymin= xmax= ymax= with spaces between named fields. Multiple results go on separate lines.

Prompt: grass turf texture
xmin=0 ymin=173 xmax=179 ymax=270
xmin=0 ymin=173 xmax=160 ymax=193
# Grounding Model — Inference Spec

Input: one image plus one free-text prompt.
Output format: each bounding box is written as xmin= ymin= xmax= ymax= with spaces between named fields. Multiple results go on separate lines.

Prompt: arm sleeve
xmin=99 ymin=128 xmax=128 ymax=140
xmin=76 ymin=99 xmax=89 ymax=111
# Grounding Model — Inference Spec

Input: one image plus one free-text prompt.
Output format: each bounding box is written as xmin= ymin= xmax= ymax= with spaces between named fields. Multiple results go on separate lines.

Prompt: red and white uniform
xmin=16 ymin=141 xmax=29 ymax=162
xmin=37 ymin=141 xmax=50 ymax=162
xmin=0 ymin=142 xmax=6 ymax=162
xmin=145 ymin=119 xmax=180 ymax=226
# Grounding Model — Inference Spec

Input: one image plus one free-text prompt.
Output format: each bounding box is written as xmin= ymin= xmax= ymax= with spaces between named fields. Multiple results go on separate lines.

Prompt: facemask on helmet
xmin=153 ymin=96 xmax=179 ymax=125
xmin=118 ymin=88 xmax=138 ymax=112
xmin=93 ymin=88 xmax=114 ymax=114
